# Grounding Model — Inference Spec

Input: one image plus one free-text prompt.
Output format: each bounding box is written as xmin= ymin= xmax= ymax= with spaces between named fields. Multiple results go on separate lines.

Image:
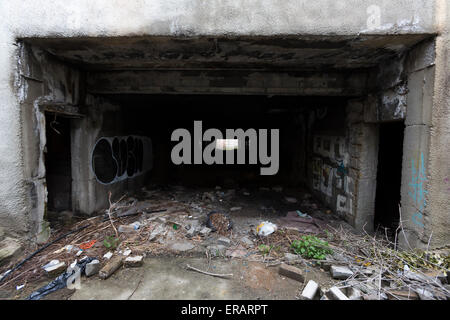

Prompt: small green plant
xmin=258 ymin=244 xmax=272 ymax=255
xmin=103 ymin=235 xmax=120 ymax=250
xmin=291 ymin=235 xmax=333 ymax=260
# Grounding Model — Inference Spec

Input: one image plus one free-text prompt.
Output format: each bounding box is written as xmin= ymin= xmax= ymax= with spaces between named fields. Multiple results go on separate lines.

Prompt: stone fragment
xmin=301 ymin=280 xmax=319 ymax=300
xmin=85 ymin=259 xmax=101 ymax=277
xmin=284 ymin=253 xmax=300 ymax=263
xmin=347 ymin=287 xmax=363 ymax=300
xmin=124 ymin=255 xmax=144 ymax=267
xmin=217 ymin=237 xmax=231 ymax=246
xmin=0 ymin=237 xmax=22 ymax=266
xmin=200 ymin=227 xmax=212 ymax=236
xmin=43 ymin=260 xmax=66 ymax=277
xmin=327 ymin=287 xmax=349 ymax=300
xmin=240 ymin=236 xmax=253 ymax=246
xmin=99 ymin=256 xmax=123 ymax=279
xmin=103 ymin=251 xmax=113 ymax=260
xmin=278 ymin=264 xmax=305 ymax=283
xmin=149 ymin=224 xmax=166 ymax=241
xmin=331 ymin=265 xmax=354 ymax=279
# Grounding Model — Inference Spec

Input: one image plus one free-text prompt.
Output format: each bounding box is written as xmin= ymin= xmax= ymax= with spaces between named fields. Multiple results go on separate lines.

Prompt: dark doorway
xmin=44 ymin=114 xmax=72 ymax=212
xmin=374 ymin=121 xmax=405 ymax=235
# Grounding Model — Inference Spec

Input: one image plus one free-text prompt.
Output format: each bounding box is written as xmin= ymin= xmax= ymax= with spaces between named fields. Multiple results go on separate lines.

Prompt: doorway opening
xmin=44 ymin=113 xmax=72 ymax=225
xmin=374 ymin=121 xmax=405 ymax=238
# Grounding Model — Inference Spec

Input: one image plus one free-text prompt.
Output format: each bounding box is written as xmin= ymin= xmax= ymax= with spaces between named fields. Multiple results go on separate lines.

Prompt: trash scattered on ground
xmin=27 ymin=257 xmax=96 ymax=300
xmin=0 ymin=185 xmax=448 ymax=301
xmin=301 ymin=280 xmax=319 ymax=300
xmin=124 ymin=255 xmax=144 ymax=268
xmin=256 ymin=221 xmax=277 ymax=236
xmin=99 ymin=256 xmax=123 ymax=280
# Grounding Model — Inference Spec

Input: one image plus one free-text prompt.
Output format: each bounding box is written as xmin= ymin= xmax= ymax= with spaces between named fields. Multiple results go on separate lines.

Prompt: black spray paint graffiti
xmin=91 ymin=136 xmax=152 ymax=184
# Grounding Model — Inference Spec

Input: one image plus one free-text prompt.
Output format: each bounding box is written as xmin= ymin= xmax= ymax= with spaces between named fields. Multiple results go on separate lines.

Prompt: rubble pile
xmin=0 ymin=185 xmax=448 ymax=300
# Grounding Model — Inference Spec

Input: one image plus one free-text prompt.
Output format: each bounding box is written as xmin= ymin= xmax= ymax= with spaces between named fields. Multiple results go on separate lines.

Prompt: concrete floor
xmin=69 ymin=256 xmax=301 ymax=300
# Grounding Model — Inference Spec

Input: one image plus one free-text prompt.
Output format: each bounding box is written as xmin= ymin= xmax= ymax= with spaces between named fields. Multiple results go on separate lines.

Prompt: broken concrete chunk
xmin=103 ymin=251 xmax=113 ymax=260
xmin=217 ymin=237 xmax=231 ymax=246
xmin=0 ymin=237 xmax=22 ymax=266
xmin=123 ymin=249 xmax=132 ymax=256
xmin=278 ymin=264 xmax=305 ymax=283
xmin=347 ymin=287 xmax=363 ymax=300
xmin=99 ymin=256 xmax=123 ymax=280
xmin=124 ymin=255 xmax=144 ymax=268
xmin=301 ymin=280 xmax=319 ymax=300
xmin=327 ymin=287 xmax=350 ymax=300
xmin=149 ymin=224 xmax=166 ymax=241
xmin=284 ymin=253 xmax=300 ymax=263
xmin=200 ymin=227 xmax=212 ymax=236
xmin=44 ymin=261 xmax=66 ymax=277
xmin=230 ymin=207 xmax=242 ymax=212
xmin=240 ymin=236 xmax=253 ymax=246
xmin=85 ymin=259 xmax=101 ymax=277
xmin=331 ymin=265 xmax=354 ymax=280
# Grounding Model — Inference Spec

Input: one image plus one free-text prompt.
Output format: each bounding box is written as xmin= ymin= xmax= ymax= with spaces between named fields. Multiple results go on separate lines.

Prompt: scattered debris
xmin=301 ymin=280 xmax=319 ymax=300
xmin=186 ymin=264 xmax=233 ymax=278
xmin=99 ymin=256 xmax=124 ymax=280
xmin=278 ymin=264 xmax=305 ymax=283
xmin=27 ymin=257 xmax=96 ymax=300
xmin=331 ymin=265 xmax=354 ymax=280
xmin=85 ymin=259 xmax=101 ymax=277
xmin=327 ymin=287 xmax=349 ymax=300
xmin=103 ymin=252 xmax=113 ymax=260
xmin=124 ymin=256 xmax=144 ymax=268
xmin=256 ymin=221 xmax=277 ymax=236
xmin=43 ymin=260 xmax=66 ymax=277
xmin=230 ymin=207 xmax=242 ymax=212
xmin=206 ymin=212 xmax=233 ymax=235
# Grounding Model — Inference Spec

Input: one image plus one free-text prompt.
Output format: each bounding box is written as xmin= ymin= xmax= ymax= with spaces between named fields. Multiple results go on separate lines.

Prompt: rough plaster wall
xmin=420 ymin=0 xmax=450 ymax=249
xmin=0 ymin=0 xmax=442 ymax=245
xmin=398 ymin=37 xmax=440 ymax=249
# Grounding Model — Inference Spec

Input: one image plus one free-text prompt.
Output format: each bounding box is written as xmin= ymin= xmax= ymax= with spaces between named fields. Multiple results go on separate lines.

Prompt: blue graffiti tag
xmin=408 ymin=153 xmax=427 ymax=227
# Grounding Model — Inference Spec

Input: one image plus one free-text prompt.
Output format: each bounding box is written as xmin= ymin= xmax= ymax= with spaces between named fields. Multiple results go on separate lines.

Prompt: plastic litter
xmin=26 ymin=257 xmax=96 ymax=300
xmin=79 ymin=240 xmax=96 ymax=250
xmin=296 ymin=210 xmax=312 ymax=219
xmin=42 ymin=260 xmax=60 ymax=270
xmin=256 ymin=221 xmax=277 ymax=236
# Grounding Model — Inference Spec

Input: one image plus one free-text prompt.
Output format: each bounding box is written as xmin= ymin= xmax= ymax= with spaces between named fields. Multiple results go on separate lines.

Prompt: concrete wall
xmin=0 ymin=0 xmax=447 ymax=248
xmin=16 ymin=44 xmax=81 ymax=243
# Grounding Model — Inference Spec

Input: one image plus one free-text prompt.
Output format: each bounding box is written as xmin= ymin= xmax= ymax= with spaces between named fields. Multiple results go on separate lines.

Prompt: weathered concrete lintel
xmin=86 ymin=70 xmax=368 ymax=96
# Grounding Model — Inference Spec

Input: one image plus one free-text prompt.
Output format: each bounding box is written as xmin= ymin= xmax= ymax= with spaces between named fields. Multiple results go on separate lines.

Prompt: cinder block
xmin=279 ymin=264 xmax=305 ymax=283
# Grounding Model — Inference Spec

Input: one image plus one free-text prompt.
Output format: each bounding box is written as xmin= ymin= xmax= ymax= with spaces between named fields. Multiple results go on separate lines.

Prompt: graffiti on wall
xmin=91 ymin=135 xmax=153 ymax=185
xmin=408 ymin=152 xmax=427 ymax=227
